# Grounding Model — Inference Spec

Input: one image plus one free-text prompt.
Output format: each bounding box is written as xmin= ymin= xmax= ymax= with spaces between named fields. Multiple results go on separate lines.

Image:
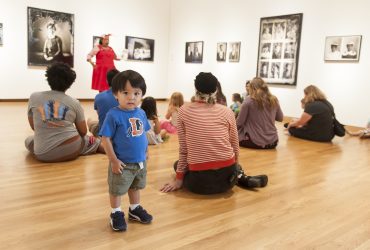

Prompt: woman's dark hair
xmin=216 ymin=81 xmax=227 ymax=106
xmin=98 ymin=37 xmax=103 ymax=45
xmin=141 ymin=96 xmax=157 ymax=120
xmin=106 ymin=69 xmax=119 ymax=87
xmin=111 ymin=70 xmax=146 ymax=96
xmin=45 ymin=62 xmax=76 ymax=92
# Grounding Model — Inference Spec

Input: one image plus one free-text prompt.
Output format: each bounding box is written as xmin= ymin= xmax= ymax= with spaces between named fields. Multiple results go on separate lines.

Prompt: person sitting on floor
xmin=25 ymin=62 xmax=104 ymax=162
xmin=160 ymin=72 xmax=268 ymax=195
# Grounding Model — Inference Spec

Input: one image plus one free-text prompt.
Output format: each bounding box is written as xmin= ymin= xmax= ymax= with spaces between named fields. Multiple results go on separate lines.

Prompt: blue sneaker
xmin=129 ymin=205 xmax=153 ymax=224
xmin=110 ymin=211 xmax=127 ymax=231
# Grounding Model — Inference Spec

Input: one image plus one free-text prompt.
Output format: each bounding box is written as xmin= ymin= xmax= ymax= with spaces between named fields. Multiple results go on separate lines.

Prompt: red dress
xmin=91 ymin=45 xmax=117 ymax=91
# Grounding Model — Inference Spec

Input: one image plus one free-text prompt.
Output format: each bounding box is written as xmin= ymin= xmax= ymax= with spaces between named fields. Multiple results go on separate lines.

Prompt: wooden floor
xmin=1 ymin=101 xmax=369 ymax=250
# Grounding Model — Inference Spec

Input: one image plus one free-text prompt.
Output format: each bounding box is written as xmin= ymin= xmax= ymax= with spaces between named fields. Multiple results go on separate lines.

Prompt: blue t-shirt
xmin=94 ymin=89 xmax=119 ymax=129
xmin=100 ymin=107 xmax=150 ymax=163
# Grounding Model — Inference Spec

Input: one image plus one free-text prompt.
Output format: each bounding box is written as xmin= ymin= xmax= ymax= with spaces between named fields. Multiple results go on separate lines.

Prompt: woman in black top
xmin=287 ymin=85 xmax=335 ymax=142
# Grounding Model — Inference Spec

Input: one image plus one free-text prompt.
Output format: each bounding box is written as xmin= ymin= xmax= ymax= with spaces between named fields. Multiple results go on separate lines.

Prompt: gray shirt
xmin=236 ymin=97 xmax=283 ymax=147
xmin=27 ymin=90 xmax=85 ymax=154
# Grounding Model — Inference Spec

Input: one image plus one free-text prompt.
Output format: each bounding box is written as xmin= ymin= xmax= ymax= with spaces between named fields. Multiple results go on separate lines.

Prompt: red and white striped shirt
xmin=176 ymin=102 xmax=239 ymax=180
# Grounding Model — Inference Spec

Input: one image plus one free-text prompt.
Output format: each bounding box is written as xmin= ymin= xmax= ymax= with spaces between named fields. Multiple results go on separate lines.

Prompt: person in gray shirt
xmin=236 ymin=77 xmax=283 ymax=149
xmin=25 ymin=62 xmax=104 ymax=162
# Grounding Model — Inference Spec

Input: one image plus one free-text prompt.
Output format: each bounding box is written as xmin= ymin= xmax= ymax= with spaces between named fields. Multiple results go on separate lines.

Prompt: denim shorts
xmin=108 ymin=161 xmax=147 ymax=196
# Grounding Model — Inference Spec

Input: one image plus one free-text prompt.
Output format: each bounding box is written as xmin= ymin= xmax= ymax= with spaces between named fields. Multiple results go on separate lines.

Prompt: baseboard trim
xmin=0 ymin=98 xmax=168 ymax=102
xmin=0 ymin=99 xmax=28 ymax=102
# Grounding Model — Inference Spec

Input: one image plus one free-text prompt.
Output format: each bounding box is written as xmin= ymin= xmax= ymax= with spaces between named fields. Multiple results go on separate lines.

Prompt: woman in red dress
xmin=87 ymin=35 xmax=120 ymax=92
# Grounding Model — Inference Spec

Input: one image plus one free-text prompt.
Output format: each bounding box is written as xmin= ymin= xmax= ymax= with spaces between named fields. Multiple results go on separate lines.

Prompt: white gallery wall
xmin=0 ymin=0 xmax=369 ymax=126
xmin=167 ymin=0 xmax=370 ymax=127
xmin=0 ymin=0 xmax=170 ymax=99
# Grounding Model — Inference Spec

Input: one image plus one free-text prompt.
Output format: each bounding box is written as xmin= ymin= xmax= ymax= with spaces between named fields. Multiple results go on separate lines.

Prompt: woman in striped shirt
xmin=161 ymin=73 xmax=268 ymax=194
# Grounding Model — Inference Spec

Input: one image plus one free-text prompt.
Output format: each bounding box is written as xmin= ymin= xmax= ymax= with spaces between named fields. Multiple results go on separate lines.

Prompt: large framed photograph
xmin=324 ymin=35 xmax=362 ymax=61
xmin=185 ymin=41 xmax=203 ymax=63
xmin=0 ymin=23 xmax=3 ymax=46
xmin=256 ymin=13 xmax=303 ymax=85
xmin=27 ymin=7 xmax=74 ymax=67
xmin=216 ymin=42 xmax=227 ymax=62
xmin=125 ymin=36 xmax=154 ymax=61
xmin=229 ymin=42 xmax=241 ymax=62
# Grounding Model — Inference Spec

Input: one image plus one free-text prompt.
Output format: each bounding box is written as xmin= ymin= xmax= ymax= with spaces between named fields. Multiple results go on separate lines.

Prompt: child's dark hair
xmin=106 ymin=69 xmax=119 ymax=87
xmin=232 ymin=93 xmax=243 ymax=103
xmin=111 ymin=70 xmax=146 ymax=96
xmin=45 ymin=62 xmax=76 ymax=92
xmin=141 ymin=96 xmax=157 ymax=120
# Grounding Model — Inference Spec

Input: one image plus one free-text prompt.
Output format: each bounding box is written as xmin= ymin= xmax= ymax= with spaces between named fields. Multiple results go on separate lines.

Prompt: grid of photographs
xmin=256 ymin=13 xmax=303 ymax=86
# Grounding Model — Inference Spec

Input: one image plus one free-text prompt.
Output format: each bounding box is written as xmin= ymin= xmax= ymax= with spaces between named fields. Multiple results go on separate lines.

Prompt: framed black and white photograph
xmin=0 ymin=23 xmax=3 ymax=46
xmin=27 ymin=7 xmax=74 ymax=67
xmin=125 ymin=36 xmax=154 ymax=61
xmin=185 ymin=41 xmax=203 ymax=63
xmin=216 ymin=42 xmax=227 ymax=62
xmin=257 ymin=13 xmax=303 ymax=85
xmin=228 ymin=42 xmax=241 ymax=62
xmin=324 ymin=35 xmax=362 ymax=61
xmin=93 ymin=36 xmax=101 ymax=48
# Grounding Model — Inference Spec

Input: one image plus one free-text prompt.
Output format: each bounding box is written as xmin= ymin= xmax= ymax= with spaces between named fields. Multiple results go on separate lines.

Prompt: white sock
xmin=111 ymin=207 xmax=121 ymax=213
xmin=130 ymin=204 xmax=139 ymax=211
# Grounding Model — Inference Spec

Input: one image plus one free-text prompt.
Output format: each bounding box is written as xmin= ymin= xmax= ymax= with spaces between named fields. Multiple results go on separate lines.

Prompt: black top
xmin=289 ymin=100 xmax=335 ymax=142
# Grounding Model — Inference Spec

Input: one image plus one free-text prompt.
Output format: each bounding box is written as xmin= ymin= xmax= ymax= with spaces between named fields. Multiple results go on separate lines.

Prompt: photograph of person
xmin=342 ymin=41 xmax=357 ymax=59
xmin=261 ymin=23 xmax=272 ymax=40
xmin=286 ymin=18 xmax=299 ymax=41
xmin=327 ymin=42 xmax=341 ymax=60
xmin=216 ymin=42 xmax=227 ymax=62
xmin=282 ymin=63 xmax=294 ymax=79
xmin=185 ymin=41 xmax=203 ymax=63
xmin=259 ymin=62 xmax=269 ymax=78
xmin=43 ymin=22 xmax=63 ymax=62
xmin=260 ymin=43 xmax=271 ymax=59
xmin=193 ymin=42 xmax=203 ymax=62
xmin=273 ymin=22 xmax=286 ymax=40
xmin=229 ymin=42 xmax=241 ymax=62
xmin=27 ymin=7 xmax=74 ymax=67
xmin=272 ymin=43 xmax=282 ymax=59
xmin=284 ymin=42 xmax=295 ymax=59
xmin=269 ymin=62 xmax=280 ymax=79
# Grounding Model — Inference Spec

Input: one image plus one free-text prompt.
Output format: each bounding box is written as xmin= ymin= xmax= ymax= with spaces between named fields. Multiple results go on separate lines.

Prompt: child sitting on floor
xmin=160 ymin=92 xmax=184 ymax=134
xmin=230 ymin=93 xmax=243 ymax=117
xmin=141 ymin=97 xmax=168 ymax=145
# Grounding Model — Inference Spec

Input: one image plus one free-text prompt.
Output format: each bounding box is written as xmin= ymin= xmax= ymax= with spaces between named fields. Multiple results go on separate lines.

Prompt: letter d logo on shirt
xmin=128 ymin=118 xmax=144 ymax=137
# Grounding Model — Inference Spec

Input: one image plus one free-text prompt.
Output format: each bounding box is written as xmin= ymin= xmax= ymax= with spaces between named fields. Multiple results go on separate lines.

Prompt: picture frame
xmin=228 ymin=42 xmax=241 ymax=62
xmin=93 ymin=36 xmax=101 ymax=48
xmin=216 ymin=42 xmax=227 ymax=62
xmin=185 ymin=41 xmax=203 ymax=63
xmin=27 ymin=7 xmax=74 ymax=67
xmin=256 ymin=13 xmax=303 ymax=85
xmin=0 ymin=23 xmax=3 ymax=46
xmin=324 ymin=35 xmax=362 ymax=62
xmin=125 ymin=36 xmax=155 ymax=61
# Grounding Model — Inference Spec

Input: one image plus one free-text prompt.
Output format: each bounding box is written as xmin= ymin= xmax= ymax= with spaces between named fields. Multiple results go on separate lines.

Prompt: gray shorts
xmin=25 ymin=135 xmax=101 ymax=162
xmin=108 ymin=161 xmax=147 ymax=196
